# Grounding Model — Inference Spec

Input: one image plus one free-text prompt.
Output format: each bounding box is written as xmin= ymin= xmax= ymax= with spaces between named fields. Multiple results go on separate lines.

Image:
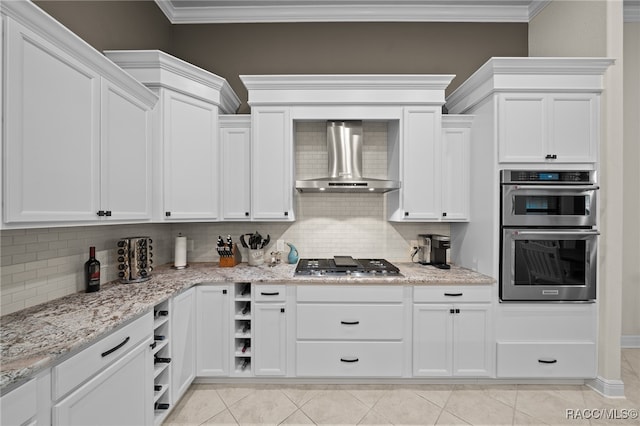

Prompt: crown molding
xmin=154 ymin=0 xmax=545 ymax=24
xmin=104 ymin=50 xmax=240 ymax=113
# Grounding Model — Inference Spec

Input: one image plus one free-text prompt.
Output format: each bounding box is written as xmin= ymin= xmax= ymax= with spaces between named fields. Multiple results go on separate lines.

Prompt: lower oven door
xmin=501 ymin=229 xmax=598 ymax=302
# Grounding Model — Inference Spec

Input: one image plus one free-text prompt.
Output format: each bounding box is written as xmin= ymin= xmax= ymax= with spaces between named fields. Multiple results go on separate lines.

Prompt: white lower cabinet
xmin=1 ymin=378 xmax=37 ymax=426
xmin=196 ymin=285 xmax=230 ymax=376
xmin=50 ymin=312 xmax=154 ymax=425
xmin=495 ymin=303 xmax=597 ymax=378
xmin=53 ymin=338 xmax=153 ymax=426
xmin=296 ymin=285 xmax=407 ymax=378
xmin=253 ymin=286 xmax=287 ymax=376
xmin=413 ymin=286 xmax=493 ymax=377
xmin=171 ymin=288 xmax=196 ymax=403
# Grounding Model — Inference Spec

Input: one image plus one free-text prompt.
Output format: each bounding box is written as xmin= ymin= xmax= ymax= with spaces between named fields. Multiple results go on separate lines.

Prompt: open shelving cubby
xmin=233 ymin=283 xmax=252 ymax=376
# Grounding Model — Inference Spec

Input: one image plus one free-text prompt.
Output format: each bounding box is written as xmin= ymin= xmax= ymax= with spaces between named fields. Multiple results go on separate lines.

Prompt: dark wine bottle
xmin=241 ymin=340 xmax=250 ymax=353
xmin=154 ymin=335 xmax=166 ymax=341
xmin=85 ymin=246 xmax=100 ymax=293
xmin=154 ymin=357 xmax=171 ymax=364
xmin=242 ymin=322 xmax=250 ymax=333
xmin=241 ymin=302 xmax=250 ymax=315
xmin=154 ymin=403 xmax=170 ymax=410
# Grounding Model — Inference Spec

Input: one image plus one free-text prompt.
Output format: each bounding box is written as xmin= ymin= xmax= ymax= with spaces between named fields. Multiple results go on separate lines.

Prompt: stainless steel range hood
xmin=295 ymin=121 xmax=400 ymax=193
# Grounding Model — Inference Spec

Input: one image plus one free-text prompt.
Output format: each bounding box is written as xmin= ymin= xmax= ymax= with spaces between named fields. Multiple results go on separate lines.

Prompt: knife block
xmin=217 ymin=245 xmax=241 ymax=267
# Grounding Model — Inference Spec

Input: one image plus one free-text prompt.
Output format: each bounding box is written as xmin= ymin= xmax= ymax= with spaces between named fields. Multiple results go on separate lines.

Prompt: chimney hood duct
xmin=296 ymin=121 xmax=400 ymax=193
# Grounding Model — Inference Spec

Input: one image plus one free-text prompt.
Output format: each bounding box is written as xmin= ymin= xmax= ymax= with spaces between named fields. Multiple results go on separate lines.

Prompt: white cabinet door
xmin=196 ymin=285 xmax=230 ymax=376
xmin=548 ymin=94 xmax=598 ymax=163
xmin=163 ymin=90 xmax=219 ymax=220
xmin=253 ymin=303 xmax=287 ymax=376
xmin=100 ymin=79 xmax=152 ymax=220
xmin=441 ymin=124 xmax=470 ymax=221
xmin=53 ymin=339 xmax=153 ymax=426
xmin=413 ymin=304 xmax=453 ymax=376
xmin=4 ymin=18 xmax=101 ymax=223
xmin=413 ymin=303 xmax=492 ymax=377
xmin=0 ymin=379 xmax=37 ymax=426
xmin=452 ymin=304 xmax=492 ymax=377
xmin=251 ymin=107 xmax=294 ymax=221
xmin=220 ymin=118 xmax=251 ymax=220
xmin=390 ymin=107 xmax=441 ymax=221
xmin=498 ymin=93 xmax=598 ymax=163
xmin=498 ymin=94 xmax=546 ymax=163
xmin=171 ymin=288 xmax=196 ymax=402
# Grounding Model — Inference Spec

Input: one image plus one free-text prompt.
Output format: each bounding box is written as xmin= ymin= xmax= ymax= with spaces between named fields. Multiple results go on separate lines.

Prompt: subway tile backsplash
xmin=1 ymin=122 xmax=448 ymax=315
xmin=1 ymin=224 xmax=171 ymax=315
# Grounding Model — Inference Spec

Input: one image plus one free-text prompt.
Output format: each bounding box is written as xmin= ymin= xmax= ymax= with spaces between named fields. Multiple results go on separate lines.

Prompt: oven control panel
xmin=502 ymin=170 xmax=594 ymax=184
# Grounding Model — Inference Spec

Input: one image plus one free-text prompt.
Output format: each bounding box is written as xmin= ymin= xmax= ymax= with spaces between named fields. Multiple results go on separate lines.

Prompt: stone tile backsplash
xmin=1 ymin=121 xmax=449 ymax=315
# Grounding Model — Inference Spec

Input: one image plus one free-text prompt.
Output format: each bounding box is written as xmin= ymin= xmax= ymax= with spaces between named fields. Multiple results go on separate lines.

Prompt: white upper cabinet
xmin=441 ymin=116 xmax=472 ymax=221
xmin=2 ymin=3 xmax=157 ymax=227
xmin=104 ymin=50 xmax=240 ymax=222
xmin=220 ymin=116 xmax=252 ymax=220
xmin=4 ymin=17 xmax=101 ymax=223
xmin=162 ymin=90 xmax=220 ymax=220
xmin=250 ymin=107 xmax=294 ymax=221
xmin=101 ymin=80 xmax=152 ymax=220
xmin=498 ymin=93 xmax=599 ymax=163
xmin=393 ymin=107 xmax=442 ymax=221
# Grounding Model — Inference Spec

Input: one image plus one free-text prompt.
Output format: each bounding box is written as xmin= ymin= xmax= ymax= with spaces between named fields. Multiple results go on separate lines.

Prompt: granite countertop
xmin=0 ymin=262 xmax=493 ymax=392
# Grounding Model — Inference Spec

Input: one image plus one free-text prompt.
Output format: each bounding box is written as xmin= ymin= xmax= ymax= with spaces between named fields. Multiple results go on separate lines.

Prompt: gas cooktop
xmin=295 ymin=256 xmax=402 ymax=277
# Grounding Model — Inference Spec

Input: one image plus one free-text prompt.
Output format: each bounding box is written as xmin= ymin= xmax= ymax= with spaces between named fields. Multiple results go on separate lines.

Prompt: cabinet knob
xmin=245 ymin=212 xmax=250 ymax=217
xmin=165 ymin=211 xmax=171 ymax=217
xmin=105 ymin=211 xmax=112 ymax=217
xmin=442 ymin=212 xmax=447 ymax=217
xmin=280 ymin=308 xmax=285 ymax=313
xmin=404 ymin=212 xmax=409 ymax=217
xmin=284 ymin=211 xmax=289 ymax=217
xmin=545 ymin=154 xmax=558 ymax=160
xmin=97 ymin=210 xmax=105 ymax=217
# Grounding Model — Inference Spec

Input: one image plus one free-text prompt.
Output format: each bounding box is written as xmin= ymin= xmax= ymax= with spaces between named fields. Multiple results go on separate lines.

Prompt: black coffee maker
xmin=430 ymin=235 xmax=451 ymax=269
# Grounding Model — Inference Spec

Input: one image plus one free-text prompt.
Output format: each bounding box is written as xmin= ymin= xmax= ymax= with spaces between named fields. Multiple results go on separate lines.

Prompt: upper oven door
xmin=502 ymin=184 xmax=598 ymax=227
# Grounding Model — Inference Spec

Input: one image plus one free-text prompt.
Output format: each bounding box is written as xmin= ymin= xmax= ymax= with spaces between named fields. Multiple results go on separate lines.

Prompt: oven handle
xmin=511 ymin=229 xmax=600 ymax=237
xmin=508 ymin=185 xmax=599 ymax=191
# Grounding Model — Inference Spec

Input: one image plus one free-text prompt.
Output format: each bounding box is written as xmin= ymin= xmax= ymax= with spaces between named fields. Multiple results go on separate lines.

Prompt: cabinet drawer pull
xmin=340 ymin=320 xmax=360 ymax=325
xmin=260 ymin=291 xmax=280 ymax=296
xmin=444 ymin=292 xmax=463 ymax=297
xmin=101 ymin=336 xmax=130 ymax=358
xmin=340 ymin=357 xmax=359 ymax=363
xmin=538 ymin=358 xmax=558 ymax=364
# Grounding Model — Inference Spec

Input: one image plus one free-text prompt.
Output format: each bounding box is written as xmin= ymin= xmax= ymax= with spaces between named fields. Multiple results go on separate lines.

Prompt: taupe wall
xmin=35 ymin=1 xmax=527 ymax=113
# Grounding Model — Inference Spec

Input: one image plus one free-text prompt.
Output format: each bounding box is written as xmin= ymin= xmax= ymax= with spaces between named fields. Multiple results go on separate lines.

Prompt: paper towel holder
xmin=172 ymin=233 xmax=189 ymax=270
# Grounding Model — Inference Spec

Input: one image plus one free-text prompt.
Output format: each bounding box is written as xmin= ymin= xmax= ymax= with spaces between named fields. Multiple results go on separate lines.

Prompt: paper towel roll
xmin=174 ymin=235 xmax=187 ymax=268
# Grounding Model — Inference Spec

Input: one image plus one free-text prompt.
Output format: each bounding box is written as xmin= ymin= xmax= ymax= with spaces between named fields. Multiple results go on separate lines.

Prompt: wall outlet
xmin=276 ymin=239 xmax=285 ymax=252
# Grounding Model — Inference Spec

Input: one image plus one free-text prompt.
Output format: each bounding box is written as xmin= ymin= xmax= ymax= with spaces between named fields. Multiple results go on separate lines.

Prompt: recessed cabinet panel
xmin=453 ymin=304 xmax=492 ymax=376
xmin=253 ymin=303 xmax=287 ymax=376
xmin=101 ymin=80 xmax=151 ymax=220
xmin=441 ymin=127 xmax=470 ymax=221
xmin=413 ymin=304 xmax=453 ymax=376
xmin=251 ymin=108 xmax=293 ymax=220
xmin=498 ymin=95 xmax=546 ymax=163
xmin=196 ymin=286 xmax=230 ymax=377
xmin=163 ymin=91 xmax=219 ymax=220
xmin=220 ymin=120 xmax=251 ymax=220
xmin=550 ymin=95 xmax=597 ymax=162
xmin=171 ymin=288 xmax=196 ymax=402
xmin=401 ymin=107 xmax=441 ymax=220
xmin=4 ymin=19 xmax=101 ymax=222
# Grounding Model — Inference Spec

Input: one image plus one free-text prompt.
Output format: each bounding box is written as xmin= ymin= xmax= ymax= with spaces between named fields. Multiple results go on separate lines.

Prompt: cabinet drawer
xmin=53 ymin=312 xmax=153 ymax=399
xmin=254 ymin=285 xmax=286 ymax=302
xmin=297 ymin=285 xmax=403 ymax=303
xmin=497 ymin=342 xmax=596 ymax=378
xmin=296 ymin=342 xmax=403 ymax=377
xmin=413 ymin=286 xmax=492 ymax=303
xmin=297 ymin=304 xmax=404 ymax=340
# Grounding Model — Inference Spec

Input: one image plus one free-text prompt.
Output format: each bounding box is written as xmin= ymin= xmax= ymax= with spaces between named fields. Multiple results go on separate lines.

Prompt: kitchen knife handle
xmin=340 ymin=357 xmax=359 ymax=363
xmin=340 ymin=320 xmax=360 ymax=325
xmin=538 ymin=359 xmax=558 ymax=364
xmin=444 ymin=292 xmax=463 ymax=297
xmin=101 ymin=336 xmax=130 ymax=358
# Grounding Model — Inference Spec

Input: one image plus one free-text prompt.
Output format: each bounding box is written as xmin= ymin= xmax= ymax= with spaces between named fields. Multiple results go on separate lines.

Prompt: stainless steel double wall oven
xmin=500 ymin=170 xmax=599 ymax=302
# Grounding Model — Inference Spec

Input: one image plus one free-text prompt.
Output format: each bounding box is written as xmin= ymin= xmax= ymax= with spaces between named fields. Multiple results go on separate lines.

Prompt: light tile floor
xmin=164 ymin=349 xmax=639 ymax=425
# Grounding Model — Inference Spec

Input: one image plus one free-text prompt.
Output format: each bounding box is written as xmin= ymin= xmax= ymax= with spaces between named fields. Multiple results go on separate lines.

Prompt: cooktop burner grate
xmin=295 ymin=257 xmax=401 ymax=277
